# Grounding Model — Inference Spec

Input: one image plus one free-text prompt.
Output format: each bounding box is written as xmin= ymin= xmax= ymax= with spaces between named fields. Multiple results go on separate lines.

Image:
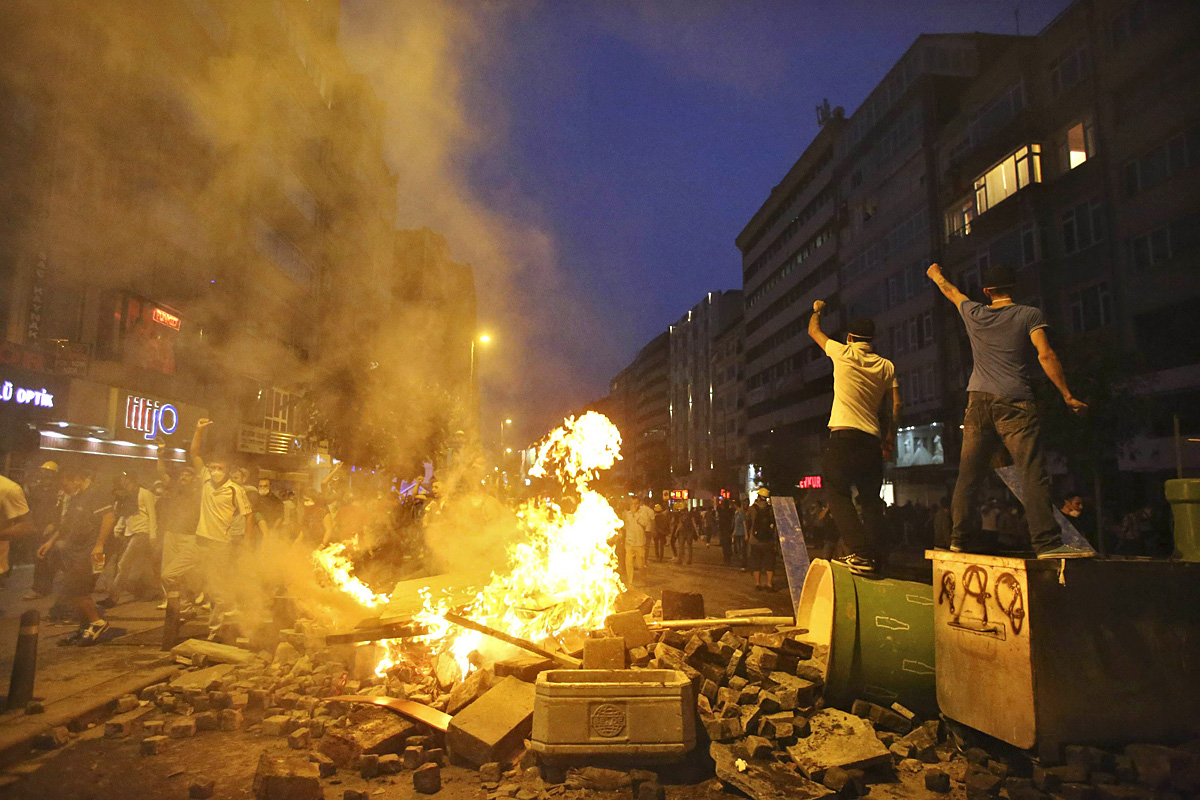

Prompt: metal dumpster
xmin=1166 ymin=478 xmax=1200 ymax=561
xmin=929 ymin=550 xmax=1200 ymax=758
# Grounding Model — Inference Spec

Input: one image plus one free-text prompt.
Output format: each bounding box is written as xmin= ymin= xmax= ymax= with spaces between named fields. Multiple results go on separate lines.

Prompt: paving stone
xmin=787 ymin=709 xmax=889 ymax=780
xmin=115 ymin=694 xmax=139 ymax=713
xmin=446 ymin=675 xmax=535 ymax=767
xmin=194 ymin=711 xmax=219 ymax=732
xmin=252 ymin=752 xmax=322 ymax=800
xmin=342 ymin=791 xmax=368 ymax=800
xmin=308 ymin=751 xmax=336 ymax=778
xmin=140 ymin=735 xmax=168 ymax=755
xmin=403 ymin=745 xmax=426 ymax=770
xmin=768 ymin=673 xmax=821 ymax=706
xmin=288 ymin=728 xmax=311 ymax=749
xmin=605 ymin=610 xmax=655 ymax=648
xmin=479 ymin=762 xmax=502 ymax=782
xmin=739 ymin=735 xmax=774 ymax=760
xmin=262 ymin=715 xmax=295 ymax=737
xmin=660 ymin=589 xmax=704 ymax=620
xmin=425 ymin=747 xmax=445 ymax=766
xmin=637 ymin=781 xmax=666 ymax=800
xmin=188 ymin=780 xmax=216 ymax=799
xmin=104 ymin=720 xmax=132 ymax=739
xmin=898 ymin=758 xmax=924 ymax=773
xmin=582 ymin=637 xmax=627 ymax=669
xmin=925 ymin=768 xmax=951 ymax=792
xmin=414 ymin=762 xmax=441 ymax=794
xmin=1124 ymin=744 xmax=1194 ymax=791
xmin=823 ymin=766 xmax=867 ymax=797
xmin=359 ymin=753 xmax=380 ymax=779
xmin=219 ymin=709 xmax=244 ymax=731
xmin=378 ymin=752 xmax=401 ymax=774
xmin=166 ymin=717 xmax=197 ymax=739
xmin=142 ymin=720 xmax=164 ymax=736
xmin=744 ymin=647 xmax=779 ymax=681
xmin=966 ymin=767 xmax=1003 ymax=800
xmin=902 ymin=723 xmax=939 ymax=762
xmin=318 ymin=705 xmax=418 ymax=768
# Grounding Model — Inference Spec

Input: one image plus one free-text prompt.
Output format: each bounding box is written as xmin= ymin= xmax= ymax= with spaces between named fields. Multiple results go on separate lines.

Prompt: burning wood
xmin=441 ymin=612 xmax=581 ymax=669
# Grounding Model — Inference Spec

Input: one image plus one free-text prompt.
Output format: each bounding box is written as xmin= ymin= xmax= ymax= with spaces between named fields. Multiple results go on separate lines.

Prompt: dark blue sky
xmin=350 ymin=1 xmax=1072 ymax=440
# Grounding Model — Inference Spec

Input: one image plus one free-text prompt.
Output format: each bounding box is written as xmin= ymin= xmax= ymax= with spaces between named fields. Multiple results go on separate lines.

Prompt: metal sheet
xmin=994 ymin=465 xmax=1095 ymax=552
xmin=772 ymin=495 xmax=811 ymax=619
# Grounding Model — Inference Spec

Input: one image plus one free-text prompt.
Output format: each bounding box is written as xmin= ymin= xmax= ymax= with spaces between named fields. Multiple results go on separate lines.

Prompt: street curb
xmin=0 ymin=664 xmax=179 ymax=768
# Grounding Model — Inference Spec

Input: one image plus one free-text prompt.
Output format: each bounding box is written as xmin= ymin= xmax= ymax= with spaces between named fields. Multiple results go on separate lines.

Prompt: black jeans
xmin=823 ymin=429 xmax=889 ymax=562
xmin=953 ymin=392 xmax=1061 ymax=553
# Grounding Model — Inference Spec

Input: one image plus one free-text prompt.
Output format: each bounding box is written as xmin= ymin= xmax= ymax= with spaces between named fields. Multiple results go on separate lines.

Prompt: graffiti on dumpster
xmin=993 ymin=572 xmax=1026 ymax=635
xmin=938 ymin=564 xmax=1011 ymax=640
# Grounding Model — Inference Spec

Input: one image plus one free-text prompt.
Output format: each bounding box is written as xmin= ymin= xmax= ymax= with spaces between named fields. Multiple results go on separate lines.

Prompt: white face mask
xmin=258 ymin=486 xmax=270 ymax=496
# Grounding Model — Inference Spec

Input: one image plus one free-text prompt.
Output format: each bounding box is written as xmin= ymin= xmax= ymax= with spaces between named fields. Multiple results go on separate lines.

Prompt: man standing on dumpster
xmin=927 ymin=262 xmax=1090 ymax=558
xmin=808 ymin=299 xmax=900 ymax=576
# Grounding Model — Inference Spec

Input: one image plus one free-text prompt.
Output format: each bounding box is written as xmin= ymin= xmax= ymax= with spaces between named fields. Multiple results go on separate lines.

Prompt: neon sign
xmin=125 ymin=396 xmax=179 ymax=440
xmin=797 ymin=475 xmax=823 ymax=489
xmin=151 ymin=307 xmax=181 ymax=330
xmin=0 ymin=381 xmax=54 ymax=408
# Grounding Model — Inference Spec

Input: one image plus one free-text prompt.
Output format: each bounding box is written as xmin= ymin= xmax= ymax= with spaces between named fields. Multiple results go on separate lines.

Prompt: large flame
xmin=310 ymin=411 xmax=627 ymax=680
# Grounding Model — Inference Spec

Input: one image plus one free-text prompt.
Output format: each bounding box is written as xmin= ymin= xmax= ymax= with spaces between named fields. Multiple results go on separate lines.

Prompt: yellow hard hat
xmin=40 ymin=461 xmax=59 ymax=472
xmin=756 ymin=487 xmax=770 ymax=497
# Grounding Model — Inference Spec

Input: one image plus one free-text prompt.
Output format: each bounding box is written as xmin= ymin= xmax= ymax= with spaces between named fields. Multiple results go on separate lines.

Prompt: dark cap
xmin=847 ymin=318 xmax=876 ymax=340
xmin=982 ymin=263 xmax=1016 ymax=290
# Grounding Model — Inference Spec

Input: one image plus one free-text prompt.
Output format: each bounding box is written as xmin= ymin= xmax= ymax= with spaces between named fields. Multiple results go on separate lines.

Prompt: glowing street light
xmin=469 ymin=333 xmax=493 ymax=384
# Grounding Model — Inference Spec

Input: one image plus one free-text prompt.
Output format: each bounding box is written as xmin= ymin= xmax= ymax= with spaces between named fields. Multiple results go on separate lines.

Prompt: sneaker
xmin=156 ymin=601 xmax=168 ymax=611
xmin=58 ymin=628 xmax=86 ymax=646
xmin=1035 ymin=544 xmax=1096 ymax=560
xmin=834 ymin=553 xmax=879 ymax=577
xmin=78 ymin=619 xmax=111 ymax=646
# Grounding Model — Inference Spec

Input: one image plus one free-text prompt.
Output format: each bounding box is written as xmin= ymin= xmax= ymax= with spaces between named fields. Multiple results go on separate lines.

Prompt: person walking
xmin=676 ymin=508 xmax=697 ymax=565
xmin=716 ymin=499 xmax=734 ymax=565
xmin=652 ymin=504 xmax=669 ymax=562
xmin=101 ymin=471 xmax=158 ymax=607
xmin=746 ymin=488 xmax=777 ymax=590
xmin=809 ymin=299 xmax=900 ymax=576
xmin=621 ymin=496 xmax=655 ymax=584
xmin=732 ymin=499 xmax=748 ymax=568
xmin=927 ymin=262 xmax=1090 ymax=558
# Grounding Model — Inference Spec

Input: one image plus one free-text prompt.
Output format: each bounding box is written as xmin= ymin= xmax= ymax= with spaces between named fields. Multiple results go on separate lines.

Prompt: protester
xmin=716 ymin=499 xmax=734 ymax=565
xmin=732 ymin=499 xmax=748 ymax=568
xmin=22 ymin=463 xmax=59 ymax=600
xmin=186 ymin=419 xmax=253 ymax=639
xmin=100 ymin=471 xmax=159 ymax=607
xmin=928 ymin=262 xmax=1089 ymax=559
xmin=157 ymin=440 xmax=202 ymax=609
xmin=621 ymin=496 xmax=655 ymax=583
xmin=932 ymin=496 xmax=952 ymax=550
xmin=40 ymin=468 xmax=115 ymax=645
xmin=650 ymin=504 xmax=668 ymax=562
xmin=746 ymin=488 xmax=777 ymax=591
xmin=675 ymin=507 xmax=698 ymax=566
xmin=254 ymin=477 xmax=285 ymax=542
xmin=808 ymin=299 xmax=899 ymax=576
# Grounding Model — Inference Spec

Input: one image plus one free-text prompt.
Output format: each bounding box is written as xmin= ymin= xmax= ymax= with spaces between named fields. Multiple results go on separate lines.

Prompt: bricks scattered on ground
xmin=32 ymin=726 xmax=70 ymax=750
xmin=140 ymin=735 xmax=168 ymax=756
xmin=252 ymin=752 xmax=323 ymax=800
xmin=188 ymin=780 xmax=216 ymax=799
xmin=413 ymin=762 xmax=441 ymax=794
xmin=104 ymin=720 xmax=131 ymax=739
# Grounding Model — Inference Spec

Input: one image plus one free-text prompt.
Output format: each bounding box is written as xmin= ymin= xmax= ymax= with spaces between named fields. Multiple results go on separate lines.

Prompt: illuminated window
xmin=1062 ymin=120 xmax=1096 ymax=170
xmin=974 ymin=145 xmax=1041 ymax=215
xmin=944 ymin=196 xmax=975 ymax=241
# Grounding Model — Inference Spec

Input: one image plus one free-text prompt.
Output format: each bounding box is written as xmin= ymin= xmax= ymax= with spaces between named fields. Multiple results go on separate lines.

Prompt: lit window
xmin=1064 ymin=121 xmax=1096 ymax=169
xmin=944 ymin=196 xmax=975 ymax=241
xmin=974 ymin=145 xmax=1041 ymax=215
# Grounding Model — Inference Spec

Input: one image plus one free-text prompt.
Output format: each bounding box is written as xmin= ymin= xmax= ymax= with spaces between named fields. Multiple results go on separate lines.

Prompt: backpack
xmin=752 ymin=501 xmax=776 ymax=542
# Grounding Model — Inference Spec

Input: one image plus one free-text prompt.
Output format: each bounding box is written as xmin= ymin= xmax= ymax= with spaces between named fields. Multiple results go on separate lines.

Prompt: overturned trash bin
xmin=1166 ymin=478 xmax=1200 ymax=561
xmin=929 ymin=550 xmax=1200 ymax=758
xmin=795 ymin=559 xmax=937 ymax=717
xmin=530 ymin=669 xmax=695 ymax=763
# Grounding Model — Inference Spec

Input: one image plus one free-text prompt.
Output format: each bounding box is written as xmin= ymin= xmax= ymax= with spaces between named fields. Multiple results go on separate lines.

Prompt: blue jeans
xmin=952 ymin=392 xmax=1062 ymax=554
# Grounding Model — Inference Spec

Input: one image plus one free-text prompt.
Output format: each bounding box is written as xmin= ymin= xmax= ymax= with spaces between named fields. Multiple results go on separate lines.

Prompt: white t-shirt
xmin=622 ymin=504 xmax=656 ymax=548
xmin=0 ymin=476 xmax=30 ymax=523
xmin=196 ymin=468 xmax=252 ymax=543
xmin=824 ymin=340 xmax=897 ymax=438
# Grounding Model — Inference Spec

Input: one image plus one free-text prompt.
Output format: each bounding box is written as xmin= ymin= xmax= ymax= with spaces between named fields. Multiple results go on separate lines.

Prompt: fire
xmin=311 ymin=411 xmax=627 ymax=681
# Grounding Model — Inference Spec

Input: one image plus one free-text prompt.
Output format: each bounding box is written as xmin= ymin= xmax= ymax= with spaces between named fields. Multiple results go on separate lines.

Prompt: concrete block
xmin=308 ymin=751 xmax=336 ymax=778
xmin=413 ymin=762 xmax=441 ymax=794
xmin=446 ymin=675 xmax=535 ymax=767
xmin=115 ymin=694 xmax=139 ymax=713
xmin=262 ymin=715 xmax=295 ymax=737
xmin=402 ymin=745 xmax=425 ymax=770
xmin=660 ymin=589 xmax=704 ymax=620
xmin=194 ymin=711 xmax=219 ymax=732
xmin=141 ymin=735 xmax=168 ymax=755
xmin=378 ymin=753 xmax=401 ymax=774
xmin=739 ymin=735 xmax=773 ymax=760
xmin=142 ymin=720 xmax=164 ymax=736
xmin=166 ymin=717 xmax=197 ymax=739
xmin=424 ymin=747 xmax=445 ymax=766
xmin=605 ymin=610 xmax=654 ymax=648
xmin=582 ymin=637 xmax=627 ymax=669
xmin=188 ymin=780 xmax=216 ymax=799
xmin=787 ymin=708 xmax=890 ymax=780
xmin=926 ymin=768 xmax=952 ymax=793
xmin=219 ymin=709 xmax=244 ymax=731
xmin=769 ymin=672 xmax=821 ymax=707
xmin=359 ymin=753 xmax=380 ymax=779
xmin=493 ymin=654 xmax=556 ymax=682
xmin=318 ymin=704 xmax=417 ymax=768
xmin=104 ymin=720 xmax=132 ymax=739
xmin=252 ymin=753 xmax=322 ymax=800
xmin=965 ymin=768 xmax=1003 ymax=800
xmin=288 ymin=727 xmax=311 ymax=749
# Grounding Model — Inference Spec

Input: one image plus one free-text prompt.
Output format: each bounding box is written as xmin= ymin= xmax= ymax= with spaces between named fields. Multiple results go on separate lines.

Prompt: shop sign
xmin=797 ymin=475 xmax=822 ymax=489
xmin=0 ymin=380 xmax=55 ymax=409
xmin=125 ymin=395 xmax=179 ymax=440
xmin=0 ymin=341 xmax=47 ymax=372
xmin=664 ymin=489 xmax=689 ymax=501
xmin=151 ymin=307 xmax=181 ymax=330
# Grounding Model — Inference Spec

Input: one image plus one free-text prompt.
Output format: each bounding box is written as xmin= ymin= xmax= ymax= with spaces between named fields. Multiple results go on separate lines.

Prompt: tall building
xmin=0 ymin=1 xmax=399 ymax=479
xmin=628 ymin=332 xmax=671 ymax=497
xmin=710 ymin=308 xmax=747 ymax=497
xmin=668 ymin=290 xmax=742 ymax=496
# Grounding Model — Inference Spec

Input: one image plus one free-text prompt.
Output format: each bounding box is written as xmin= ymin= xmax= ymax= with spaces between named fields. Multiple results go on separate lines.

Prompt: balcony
xmin=236 ymin=424 xmax=314 ymax=458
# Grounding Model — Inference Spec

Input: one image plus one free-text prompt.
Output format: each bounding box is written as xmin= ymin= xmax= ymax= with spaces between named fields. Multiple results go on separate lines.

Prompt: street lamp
xmin=469 ymin=333 xmax=492 ymax=384
xmin=500 ymin=417 xmax=513 ymax=450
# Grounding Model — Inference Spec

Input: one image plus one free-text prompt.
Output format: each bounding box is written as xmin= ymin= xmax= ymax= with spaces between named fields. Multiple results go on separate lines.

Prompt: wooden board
xmin=327 ymin=695 xmax=452 ymax=732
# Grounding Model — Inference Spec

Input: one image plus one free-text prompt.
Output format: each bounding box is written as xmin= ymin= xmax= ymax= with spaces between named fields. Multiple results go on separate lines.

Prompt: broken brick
xmin=253 ymin=753 xmax=322 ymax=800
xmin=582 ymin=637 xmax=627 ymax=669
xmin=413 ymin=762 xmax=441 ymax=794
xmin=166 ymin=717 xmax=197 ymax=739
xmin=925 ymin=768 xmax=951 ymax=793
xmin=141 ymin=735 xmax=168 ymax=756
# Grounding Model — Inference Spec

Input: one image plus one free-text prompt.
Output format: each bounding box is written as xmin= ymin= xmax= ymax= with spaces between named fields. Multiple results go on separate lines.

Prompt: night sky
xmin=347 ymin=0 xmax=1072 ymax=443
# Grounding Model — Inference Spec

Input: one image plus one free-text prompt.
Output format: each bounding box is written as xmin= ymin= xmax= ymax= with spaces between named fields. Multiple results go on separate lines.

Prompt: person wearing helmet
xmin=746 ymin=487 xmax=777 ymax=590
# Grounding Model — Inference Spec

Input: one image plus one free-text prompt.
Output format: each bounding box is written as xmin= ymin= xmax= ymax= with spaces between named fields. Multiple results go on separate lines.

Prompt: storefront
xmin=0 ymin=362 xmax=68 ymax=474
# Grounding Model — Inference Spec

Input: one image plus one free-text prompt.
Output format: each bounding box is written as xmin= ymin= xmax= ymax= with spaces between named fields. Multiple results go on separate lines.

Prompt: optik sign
xmin=0 ymin=380 xmax=54 ymax=408
xmin=125 ymin=395 xmax=179 ymax=440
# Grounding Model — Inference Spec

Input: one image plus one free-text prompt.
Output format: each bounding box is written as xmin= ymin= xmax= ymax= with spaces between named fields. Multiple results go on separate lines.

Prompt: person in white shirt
xmin=621 ymin=496 xmax=655 ymax=584
xmin=809 ymin=300 xmax=902 ymax=576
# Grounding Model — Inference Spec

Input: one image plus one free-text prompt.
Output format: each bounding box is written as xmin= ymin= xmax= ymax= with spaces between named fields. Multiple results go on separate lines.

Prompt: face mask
xmin=210 ymin=469 xmax=227 ymax=485
xmin=258 ymin=486 xmax=270 ymax=496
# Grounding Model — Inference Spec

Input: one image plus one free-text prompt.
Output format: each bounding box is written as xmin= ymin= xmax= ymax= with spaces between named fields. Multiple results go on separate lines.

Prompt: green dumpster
xmin=1166 ymin=479 xmax=1200 ymax=562
xmin=795 ymin=559 xmax=937 ymax=717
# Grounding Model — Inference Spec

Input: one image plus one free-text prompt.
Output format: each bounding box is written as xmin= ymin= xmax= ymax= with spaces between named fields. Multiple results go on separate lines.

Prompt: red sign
xmin=664 ymin=489 xmax=689 ymax=500
xmin=151 ymin=307 xmax=181 ymax=330
xmin=797 ymin=475 xmax=822 ymax=489
xmin=719 ymin=489 xmax=731 ymax=499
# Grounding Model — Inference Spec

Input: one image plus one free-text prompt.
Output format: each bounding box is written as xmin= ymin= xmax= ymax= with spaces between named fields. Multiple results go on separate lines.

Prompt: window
xmin=1111 ymin=1 xmax=1148 ymax=50
xmin=945 ymin=196 xmax=975 ymax=241
xmin=921 ymin=311 xmax=935 ymax=345
xmin=1021 ymin=224 xmax=1038 ymax=266
xmin=1125 ymin=130 xmax=1196 ymax=196
xmin=1061 ymin=119 xmax=1096 ymax=170
xmin=1129 ymin=225 xmax=1172 ymax=271
xmin=1068 ymin=284 xmax=1113 ymax=332
xmin=1062 ymin=200 xmax=1104 ymax=255
xmin=1050 ymin=43 xmax=1089 ymax=96
xmin=974 ymin=145 xmax=1041 ymax=214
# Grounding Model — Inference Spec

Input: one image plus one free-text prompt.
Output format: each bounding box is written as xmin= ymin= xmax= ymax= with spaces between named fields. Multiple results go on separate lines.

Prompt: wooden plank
xmin=170 ymin=638 xmax=257 ymax=665
xmin=327 ymin=695 xmax=452 ymax=732
xmin=442 ymin=612 xmax=581 ymax=668
xmin=324 ymin=622 xmax=428 ymax=646
xmin=650 ymin=616 xmax=798 ymax=630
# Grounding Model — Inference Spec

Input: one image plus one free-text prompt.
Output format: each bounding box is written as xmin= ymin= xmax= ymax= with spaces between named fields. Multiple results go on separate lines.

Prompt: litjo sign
xmin=797 ymin=475 xmax=822 ymax=489
xmin=125 ymin=395 xmax=179 ymax=440
xmin=151 ymin=307 xmax=181 ymax=330
xmin=0 ymin=380 xmax=54 ymax=408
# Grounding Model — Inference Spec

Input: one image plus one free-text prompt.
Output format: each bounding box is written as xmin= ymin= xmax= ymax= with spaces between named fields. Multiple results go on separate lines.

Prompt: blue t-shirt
xmin=957 ymin=301 xmax=1048 ymax=400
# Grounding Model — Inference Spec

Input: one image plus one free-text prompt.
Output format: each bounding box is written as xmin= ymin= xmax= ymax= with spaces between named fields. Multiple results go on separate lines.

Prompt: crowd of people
xmin=0 ymin=417 xmax=440 ymax=647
